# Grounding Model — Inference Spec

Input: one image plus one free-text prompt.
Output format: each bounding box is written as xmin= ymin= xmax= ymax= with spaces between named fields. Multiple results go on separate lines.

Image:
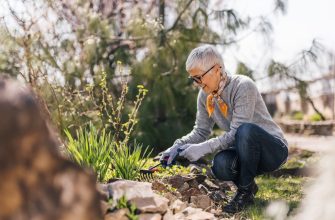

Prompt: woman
xmin=160 ymin=45 xmax=288 ymax=213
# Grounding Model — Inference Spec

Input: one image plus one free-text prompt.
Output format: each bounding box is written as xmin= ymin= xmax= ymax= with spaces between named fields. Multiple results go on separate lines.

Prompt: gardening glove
xmin=160 ymin=143 xmax=190 ymax=167
xmin=179 ymin=137 xmax=221 ymax=162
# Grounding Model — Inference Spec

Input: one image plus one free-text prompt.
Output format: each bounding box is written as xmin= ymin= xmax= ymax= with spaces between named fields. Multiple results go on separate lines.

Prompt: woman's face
xmin=188 ymin=64 xmax=221 ymax=94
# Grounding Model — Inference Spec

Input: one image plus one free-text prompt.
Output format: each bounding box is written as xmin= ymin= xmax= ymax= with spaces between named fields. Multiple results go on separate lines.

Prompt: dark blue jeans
xmin=211 ymin=123 xmax=288 ymax=187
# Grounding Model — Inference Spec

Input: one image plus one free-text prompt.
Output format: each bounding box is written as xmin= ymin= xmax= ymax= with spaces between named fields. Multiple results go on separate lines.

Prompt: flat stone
xmin=101 ymin=201 xmax=113 ymax=214
xmin=181 ymin=207 xmax=216 ymax=220
xmin=178 ymin=182 xmax=190 ymax=193
xmin=166 ymin=175 xmax=188 ymax=189
xmin=187 ymin=179 xmax=200 ymax=189
xmin=131 ymin=194 xmax=169 ymax=214
xmin=97 ymin=183 xmax=110 ymax=201
xmin=163 ymin=192 xmax=178 ymax=205
xmin=108 ymin=180 xmax=154 ymax=202
xmin=152 ymin=180 xmax=168 ymax=192
xmin=163 ymin=209 xmax=175 ymax=220
xmin=138 ymin=213 xmax=162 ymax=220
xmin=203 ymin=179 xmax=220 ymax=191
xmin=104 ymin=208 xmax=129 ymax=220
xmin=170 ymin=199 xmax=187 ymax=214
xmin=181 ymin=188 xmax=203 ymax=202
xmin=190 ymin=195 xmax=212 ymax=210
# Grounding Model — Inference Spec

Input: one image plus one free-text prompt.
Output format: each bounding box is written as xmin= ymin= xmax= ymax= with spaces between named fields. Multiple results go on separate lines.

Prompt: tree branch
xmin=166 ymin=0 xmax=193 ymax=32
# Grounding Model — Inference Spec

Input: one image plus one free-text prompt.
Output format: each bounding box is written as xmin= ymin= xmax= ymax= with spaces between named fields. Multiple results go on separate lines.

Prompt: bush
xmin=292 ymin=111 xmax=304 ymax=120
xmin=65 ymin=65 xmax=150 ymax=182
xmin=65 ymin=123 xmax=112 ymax=182
xmin=309 ymin=113 xmax=323 ymax=122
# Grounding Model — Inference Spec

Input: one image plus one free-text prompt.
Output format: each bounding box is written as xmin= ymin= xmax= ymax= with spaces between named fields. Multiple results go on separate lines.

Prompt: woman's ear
xmin=215 ymin=66 xmax=222 ymax=77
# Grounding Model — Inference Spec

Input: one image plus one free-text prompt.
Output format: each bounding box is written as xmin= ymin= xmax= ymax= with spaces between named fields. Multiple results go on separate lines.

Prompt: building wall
xmin=262 ymin=74 xmax=335 ymax=120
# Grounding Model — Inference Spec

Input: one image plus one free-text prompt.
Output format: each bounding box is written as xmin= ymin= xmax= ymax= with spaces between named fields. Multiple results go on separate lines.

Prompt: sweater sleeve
xmin=209 ymin=78 xmax=258 ymax=151
xmin=173 ymin=90 xmax=215 ymax=145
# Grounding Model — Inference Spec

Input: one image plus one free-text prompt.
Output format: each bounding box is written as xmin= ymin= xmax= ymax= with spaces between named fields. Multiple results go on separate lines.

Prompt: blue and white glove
xmin=179 ymin=138 xmax=221 ymax=162
xmin=160 ymin=143 xmax=190 ymax=166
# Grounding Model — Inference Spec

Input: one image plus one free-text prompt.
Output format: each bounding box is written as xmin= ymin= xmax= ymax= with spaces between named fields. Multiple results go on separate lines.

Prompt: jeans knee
xmin=235 ymin=123 xmax=256 ymax=139
xmin=235 ymin=123 xmax=260 ymax=148
xmin=211 ymin=150 xmax=239 ymax=181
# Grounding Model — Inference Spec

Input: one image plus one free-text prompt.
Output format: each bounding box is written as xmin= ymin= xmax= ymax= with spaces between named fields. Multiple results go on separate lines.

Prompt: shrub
xmin=309 ymin=113 xmax=323 ymax=122
xmin=65 ymin=64 xmax=150 ymax=182
xmin=65 ymin=123 xmax=112 ymax=182
xmin=292 ymin=111 xmax=304 ymax=120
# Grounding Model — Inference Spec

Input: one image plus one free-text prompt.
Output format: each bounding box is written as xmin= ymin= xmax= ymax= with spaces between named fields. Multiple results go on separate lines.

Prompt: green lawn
xmin=234 ymin=176 xmax=307 ymax=219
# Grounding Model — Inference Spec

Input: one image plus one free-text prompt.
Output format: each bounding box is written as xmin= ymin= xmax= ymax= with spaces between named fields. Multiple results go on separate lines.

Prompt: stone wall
xmin=277 ymin=120 xmax=335 ymax=136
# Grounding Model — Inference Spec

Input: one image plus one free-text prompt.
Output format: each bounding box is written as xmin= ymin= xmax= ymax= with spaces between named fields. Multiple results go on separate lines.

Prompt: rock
xmin=208 ymin=191 xmax=227 ymax=203
xmin=203 ymin=179 xmax=220 ymax=191
xmin=152 ymin=180 xmax=168 ymax=192
xmin=101 ymin=201 xmax=113 ymax=214
xmin=194 ymin=174 xmax=207 ymax=184
xmin=170 ymin=199 xmax=187 ymax=214
xmin=108 ymin=180 xmax=154 ymax=201
xmin=131 ymin=194 xmax=169 ymax=214
xmin=138 ymin=213 xmax=162 ymax=220
xmin=166 ymin=175 xmax=189 ymax=189
xmin=163 ymin=209 xmax=175 ymax=220
xmin=190 ymin=195 xmax=212 ymax=210
xmin=210 ymin=208 xmax=222 ymax=217
xmin=187 ymin=179 xmax=200 ymax=189
xmin=181 ymin=188 xmax=202 ymax=202
xmin=189 ymin=164 xmax=202 ymax=174
xmin=178 ymin=182 xmax=190 ymax=192
xmin=97 ymin=183 xmax=110 ymax=201
xmin=176 ymin=207 xmax=216 ymax=220
xmin=0 ymin=78 xmax=102 ymax=220
xmin=104 ymin=208 xmax=129 ymax=220
xmin=163 ymin=192 xmax=178 ymax=205
xmin=219 ymin=182 xmax=234 ymax=192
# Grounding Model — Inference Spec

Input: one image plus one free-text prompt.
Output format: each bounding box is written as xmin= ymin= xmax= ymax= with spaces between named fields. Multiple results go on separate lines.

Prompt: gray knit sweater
xmin=174 ymin=74 xmax=287 ymax=152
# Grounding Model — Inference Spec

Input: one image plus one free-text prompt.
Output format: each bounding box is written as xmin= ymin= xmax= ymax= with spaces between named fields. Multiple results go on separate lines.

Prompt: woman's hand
xmin=179 ymin=138 xmax=220 ymax=161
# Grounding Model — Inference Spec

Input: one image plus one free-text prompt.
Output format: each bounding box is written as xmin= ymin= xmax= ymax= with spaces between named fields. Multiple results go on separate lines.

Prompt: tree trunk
xmin=306 ymin=97 xmax=326 ymax=120
xmin=159 ymin=0 xmax=165 ymax=46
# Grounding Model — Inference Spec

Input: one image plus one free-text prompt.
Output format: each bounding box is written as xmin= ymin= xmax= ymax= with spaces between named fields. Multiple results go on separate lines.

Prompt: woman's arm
xmin=173 ymin=90 xmax=215 ymax=145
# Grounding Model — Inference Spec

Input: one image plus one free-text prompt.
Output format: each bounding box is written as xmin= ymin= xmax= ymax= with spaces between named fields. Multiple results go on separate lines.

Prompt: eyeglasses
xmin=188 ymin=65 xmax=216 ymax=84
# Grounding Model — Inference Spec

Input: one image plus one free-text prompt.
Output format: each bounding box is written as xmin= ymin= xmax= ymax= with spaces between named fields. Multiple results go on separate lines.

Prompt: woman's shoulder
xmin=229 ymin=74 xmax=256 ymax=91
xmin=231 ymin=74 xmax=254 ymax=84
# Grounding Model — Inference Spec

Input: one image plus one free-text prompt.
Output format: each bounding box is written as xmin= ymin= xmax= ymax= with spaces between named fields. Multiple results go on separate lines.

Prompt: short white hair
xmin=185 ymin=45 xmax=225 ymax=72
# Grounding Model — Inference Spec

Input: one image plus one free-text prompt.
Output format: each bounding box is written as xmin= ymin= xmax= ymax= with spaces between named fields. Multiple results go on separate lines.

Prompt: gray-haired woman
xmin=160 ymin=45 xmax=288 ymax=213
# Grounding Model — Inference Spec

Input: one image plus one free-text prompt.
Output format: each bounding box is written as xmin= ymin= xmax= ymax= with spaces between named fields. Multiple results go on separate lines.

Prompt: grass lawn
xmin=235 ymin=175 xmax=307 ymax=219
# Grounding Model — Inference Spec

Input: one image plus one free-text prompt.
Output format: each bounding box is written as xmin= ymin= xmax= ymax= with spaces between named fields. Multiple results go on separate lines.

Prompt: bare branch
xmin=166 ymin=0 xmax=193 ymax=32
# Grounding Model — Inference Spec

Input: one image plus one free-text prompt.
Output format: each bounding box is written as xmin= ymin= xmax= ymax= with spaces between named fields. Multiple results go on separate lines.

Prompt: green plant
xmin=309 ymin=113 xmax=323 ymax=121
xmin=65 ymin=123 xmax=113 ymax=182
xmin=292 ymin=111 xmax=304 ymax=120
xmin=65 ymin=64 xmax=151 ymax=182
xmin=115 ymin=196 xmax=139 ymax=220
xmin=111 ymin=141 xmax=152 ymax=180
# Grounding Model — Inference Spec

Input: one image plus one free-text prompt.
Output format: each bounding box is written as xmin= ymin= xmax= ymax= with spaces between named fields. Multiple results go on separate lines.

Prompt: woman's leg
xmin=223 ymin=123 xmax=288 ymax=213
xmin=235 ymin=123 xmax=288 ymax=187
xmin=211 ymin=149 xmax=239 ymax=182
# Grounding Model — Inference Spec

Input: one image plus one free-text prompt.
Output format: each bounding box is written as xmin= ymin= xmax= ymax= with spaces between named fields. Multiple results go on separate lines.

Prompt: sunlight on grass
xmin=238 ymin=176 xmax=309 ymax=219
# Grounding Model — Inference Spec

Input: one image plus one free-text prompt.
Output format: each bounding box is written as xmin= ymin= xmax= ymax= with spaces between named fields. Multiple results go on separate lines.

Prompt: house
xmin=260 ymin=71 xmax=335 ymax=120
